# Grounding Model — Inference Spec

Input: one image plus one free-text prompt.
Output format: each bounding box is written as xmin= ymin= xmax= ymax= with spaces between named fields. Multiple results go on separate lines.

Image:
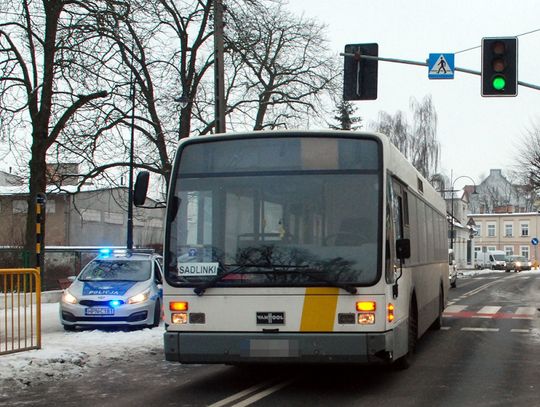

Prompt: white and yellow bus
xmin=153 ymin=130 xmax=448 ymax=368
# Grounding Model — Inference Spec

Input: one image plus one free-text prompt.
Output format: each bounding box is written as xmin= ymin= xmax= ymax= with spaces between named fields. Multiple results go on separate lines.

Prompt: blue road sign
xmin=428 ymin=53 xmax=455 ymax=79
xmin=531 ymin=237 xmax=538 ymax=246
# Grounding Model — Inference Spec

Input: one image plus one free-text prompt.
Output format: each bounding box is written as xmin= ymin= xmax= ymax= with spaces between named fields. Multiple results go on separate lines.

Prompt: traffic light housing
xmin=343 ymin=43 xmax=378 ymax=101
xmin=481 ymin=37 xmax=518 ymax=97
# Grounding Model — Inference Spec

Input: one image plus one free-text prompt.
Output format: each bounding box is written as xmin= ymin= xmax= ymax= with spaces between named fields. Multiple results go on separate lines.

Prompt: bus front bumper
xmin=164 ymin=327 xmax=407 ymax=364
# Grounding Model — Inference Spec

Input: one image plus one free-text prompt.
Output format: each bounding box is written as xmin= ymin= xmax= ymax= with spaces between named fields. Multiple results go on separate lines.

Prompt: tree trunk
xmin=24 ymin=138 xmax=48 ymax=268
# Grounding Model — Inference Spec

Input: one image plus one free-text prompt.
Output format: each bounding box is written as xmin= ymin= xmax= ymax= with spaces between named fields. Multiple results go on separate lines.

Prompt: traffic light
xmin=481 ymin=37 xmax=518 ymax=97
xmin=343 ymin=43 xmax=378 ymax=101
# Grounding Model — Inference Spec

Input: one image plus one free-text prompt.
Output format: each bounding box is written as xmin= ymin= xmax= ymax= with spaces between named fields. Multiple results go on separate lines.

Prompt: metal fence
xmin=0 ymin=268 xmax=41 ymax=355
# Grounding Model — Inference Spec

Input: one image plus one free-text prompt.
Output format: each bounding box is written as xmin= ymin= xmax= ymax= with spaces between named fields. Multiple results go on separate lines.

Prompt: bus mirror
xmin=133 ymin=171 xmax=150 ymax=207
xmin=396 ymin=238 xmax=411 ymax=260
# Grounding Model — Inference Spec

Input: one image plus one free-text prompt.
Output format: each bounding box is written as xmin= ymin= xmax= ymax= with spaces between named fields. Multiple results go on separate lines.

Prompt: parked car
xmin=60 ymin=249 xmax=163 ymax=331
xmin=504 ymin=255 xmax=532 ymax=272
xmin=448 ymin=249 xmax=457 ymax=288
xmin=475 ymin=250 xmax=506 ymax=270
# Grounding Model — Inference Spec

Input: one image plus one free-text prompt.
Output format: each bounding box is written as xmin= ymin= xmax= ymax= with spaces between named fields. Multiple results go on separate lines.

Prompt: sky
xmin=287 ymin=0 xmax=540 ymax=189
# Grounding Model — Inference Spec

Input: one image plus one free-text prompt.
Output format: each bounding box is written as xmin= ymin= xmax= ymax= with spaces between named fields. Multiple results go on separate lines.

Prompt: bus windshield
xmin=167 ymin=136 xmax=381 ymax=287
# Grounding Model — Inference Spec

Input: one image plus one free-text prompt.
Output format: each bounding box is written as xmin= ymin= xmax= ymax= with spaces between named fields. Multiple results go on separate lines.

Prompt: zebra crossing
xmin=443 ymin=304 xmax=538 ymax=320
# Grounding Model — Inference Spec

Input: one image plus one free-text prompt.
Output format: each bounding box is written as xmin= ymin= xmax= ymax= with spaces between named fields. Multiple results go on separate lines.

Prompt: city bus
xmin=140 ymin=130 xmax=449 ymax=368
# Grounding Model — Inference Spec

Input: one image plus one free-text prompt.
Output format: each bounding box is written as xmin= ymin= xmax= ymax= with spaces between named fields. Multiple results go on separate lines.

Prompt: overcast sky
xmin=287 ymin=0 xmax=540 ymax=188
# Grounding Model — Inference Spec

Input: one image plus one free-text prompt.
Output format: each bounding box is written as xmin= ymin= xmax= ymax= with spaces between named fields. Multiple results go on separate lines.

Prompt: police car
xmin=60 ymin=249 xmax=163 ymax=330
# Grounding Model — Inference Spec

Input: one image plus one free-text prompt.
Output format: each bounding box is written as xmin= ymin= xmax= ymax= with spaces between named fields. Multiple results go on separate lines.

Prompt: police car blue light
xmin=59 ymin=251 xmax=163 ymax=331
xmin=109 ymin=300 xmax=122 ymax=308
xmin=99 ymin=248 xmax=112 ymax=256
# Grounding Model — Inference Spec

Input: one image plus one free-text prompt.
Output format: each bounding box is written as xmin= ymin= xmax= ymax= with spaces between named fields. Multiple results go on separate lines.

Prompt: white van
xmin=475 ymin=250 xmax=506 ymax=270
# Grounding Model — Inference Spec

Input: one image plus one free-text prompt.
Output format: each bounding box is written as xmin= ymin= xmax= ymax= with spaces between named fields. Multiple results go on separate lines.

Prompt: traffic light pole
xmin=341 ymin=53 xmax=540 ymax=92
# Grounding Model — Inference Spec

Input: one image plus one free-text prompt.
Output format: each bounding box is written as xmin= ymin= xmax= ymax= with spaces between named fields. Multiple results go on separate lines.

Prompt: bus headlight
xmin=358 ymin=313 xmax=375 ymax=324
xmin=62 ymin=290 xmax=78 ymax=304
xmin=172 ymin=313 xmax=188 ymax=324
xmin=128 ymin=289 xmax=150 ymax=304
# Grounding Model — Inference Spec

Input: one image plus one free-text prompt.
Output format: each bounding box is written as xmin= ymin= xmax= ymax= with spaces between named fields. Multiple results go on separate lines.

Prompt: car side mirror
xmin=396 ymin=238 xmax=411 ymax=260
xmin=67 ymin=276 xmax=76 ymax=282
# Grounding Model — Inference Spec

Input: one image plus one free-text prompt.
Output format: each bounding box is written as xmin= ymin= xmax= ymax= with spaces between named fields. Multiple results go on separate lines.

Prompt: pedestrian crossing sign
xmin=428 ymin=53 xmax=455 ymax=79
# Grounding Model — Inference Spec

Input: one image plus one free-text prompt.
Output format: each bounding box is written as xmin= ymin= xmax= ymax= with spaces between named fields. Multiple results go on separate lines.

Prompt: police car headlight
xmin=62 ymin=290 xmax=78 ymax=304
xmin=128 ymin=289 xmax=150 ymax=304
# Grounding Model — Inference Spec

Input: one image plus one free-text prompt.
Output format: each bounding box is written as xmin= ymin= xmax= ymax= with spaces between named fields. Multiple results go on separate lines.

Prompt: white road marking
xmin=477 ymin=306 xmax=501 ymax=314
xmin=441 ymin=326 xmax=451 ymax=330
xmin=460 ymin=274 xmax=518 ymax=299
xmin=445 ymin=305 xmax=468 ymax=313
xmin=461 ymin=327 xmax=499 ymax=332
xmin=515 ymin=307 xmax=536 ymax=315
xmin=208 ymin=380 xmax=276 ymax=407
xmin=231 ymin=379 xmax=295 ymax=407
xmin=511 ymin=329 xmax=531 ymax=333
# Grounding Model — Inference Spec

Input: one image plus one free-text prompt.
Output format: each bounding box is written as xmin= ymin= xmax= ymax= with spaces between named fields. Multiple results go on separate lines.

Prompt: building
xmin=443 ymin=189 xmax=476 ymax=268
xmin=0 ymin=185 xmax=164 ymax=248
xmin=0 ymin=170 xmax=23 ymax=187
xmin=468 ymin=212 xmax=540 ymax=264
xmin=467 ymin=169 xmax=536 ymax=214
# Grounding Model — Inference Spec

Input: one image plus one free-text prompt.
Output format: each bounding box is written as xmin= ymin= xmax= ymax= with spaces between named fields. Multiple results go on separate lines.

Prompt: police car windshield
xmin=79 ymin=260 xmax=151 ymax=282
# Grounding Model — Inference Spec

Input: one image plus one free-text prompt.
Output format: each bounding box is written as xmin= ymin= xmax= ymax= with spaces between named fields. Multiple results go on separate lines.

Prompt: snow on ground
xmin=0 ymin=302 xmax=163 ymax=390
xmin=459 ymin=267 xmax=540 ymax=278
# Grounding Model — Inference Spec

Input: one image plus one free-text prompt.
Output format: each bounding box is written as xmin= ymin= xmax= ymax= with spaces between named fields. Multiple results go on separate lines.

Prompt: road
xmin=4 ymin=271 xmax=540 ymax=407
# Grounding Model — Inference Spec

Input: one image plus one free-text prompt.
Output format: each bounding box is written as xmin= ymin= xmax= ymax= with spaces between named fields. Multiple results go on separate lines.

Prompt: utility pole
xmin=213 ymin=0 xmax=226 ymax=133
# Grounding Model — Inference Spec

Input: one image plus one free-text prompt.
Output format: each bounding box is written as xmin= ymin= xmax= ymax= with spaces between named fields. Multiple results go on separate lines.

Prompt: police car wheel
xmin=151 ymin=299 xmax=161 ymax=328
xmin=63 ymin=324 xmax=76 ymax=331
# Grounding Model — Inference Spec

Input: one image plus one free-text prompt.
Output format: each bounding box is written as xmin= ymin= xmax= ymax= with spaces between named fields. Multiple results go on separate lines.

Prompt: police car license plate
xmin=85 ymin=307 xmax=114 ymax=315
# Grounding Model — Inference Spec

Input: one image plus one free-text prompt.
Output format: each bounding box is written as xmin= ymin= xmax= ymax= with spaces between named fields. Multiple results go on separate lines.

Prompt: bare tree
xmin=47 ymin=0 xmax=217 ymax=193
xmin=410 ymin=95 xmax=439 ymax=178
xmin=58 ymin=0 xmax=339 ymax=193
xmin=372 ymin=110 xmax=410 ymax=153
xmin=370 ymin=95 xmax=440 ymax=179
xmin=514 ymin=121 xmax=540 ymax=195
xmin=0 ymin=0 xmax=109 ymax=258
xmin=225 ymin=0 xmax=339 ymax=130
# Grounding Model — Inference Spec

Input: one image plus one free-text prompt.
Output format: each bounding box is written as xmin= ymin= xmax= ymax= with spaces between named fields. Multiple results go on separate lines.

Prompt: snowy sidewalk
xmin=0 ymin=303 xmax=163 ymax=390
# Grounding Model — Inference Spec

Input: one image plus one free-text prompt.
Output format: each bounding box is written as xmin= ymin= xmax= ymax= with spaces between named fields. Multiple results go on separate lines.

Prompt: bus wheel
xmin=395 ymin=300 xmax=418 ymax=370
xmin=430 ymin=289 xmax=444 ymax=330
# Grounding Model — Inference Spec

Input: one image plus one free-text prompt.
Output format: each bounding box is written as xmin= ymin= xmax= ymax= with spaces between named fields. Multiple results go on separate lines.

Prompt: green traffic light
xmin=492 ymin=76 xmax=506 ymax=90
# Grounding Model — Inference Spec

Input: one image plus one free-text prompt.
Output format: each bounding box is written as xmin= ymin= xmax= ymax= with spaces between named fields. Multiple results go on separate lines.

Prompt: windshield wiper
xmin=193 ymin=263 xmax=254 ymax=296
xmin=301 ymin=270 xmax=358 ymax=295
xmin=193 ymin=264 xmax=357 ymax=296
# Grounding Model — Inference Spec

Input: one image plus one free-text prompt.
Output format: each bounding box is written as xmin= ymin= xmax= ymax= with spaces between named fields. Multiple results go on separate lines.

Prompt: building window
xmin=520 ymin=246 xmax=530 ymax=259
xmin=45 ymin=199 xmax=56 ymax=214
xmin=504 ymin=223 xmax=513 ymax=237
xmin=487 ymin=246 xmax=497 ymax=252
xmin=475 ymin=223 xmax=482 ymax=237
xmin=521 ymin=223 xmax=529 ymax=236
xmin=81 ymin=209 xmax=101 ymax=223
xmin=12 ymin=200 xmax=27 ymax=214
xmin=487 ymin=223 xmax=496 ymax=237
xmin=104 ymin=212 xmax=124 ymax=225
xmin=504 ymin=246 xmax=513 ymax=256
